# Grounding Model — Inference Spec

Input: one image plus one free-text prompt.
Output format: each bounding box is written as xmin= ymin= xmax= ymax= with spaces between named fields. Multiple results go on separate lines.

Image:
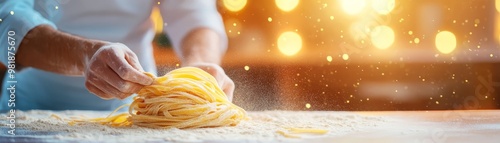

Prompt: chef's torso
xmin=1 ymin=0 xmax=158 ymax=110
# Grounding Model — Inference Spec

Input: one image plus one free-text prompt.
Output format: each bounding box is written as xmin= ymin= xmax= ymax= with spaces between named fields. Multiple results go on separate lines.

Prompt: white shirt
xmin=0 ymin=0 xmax=227 ymax=110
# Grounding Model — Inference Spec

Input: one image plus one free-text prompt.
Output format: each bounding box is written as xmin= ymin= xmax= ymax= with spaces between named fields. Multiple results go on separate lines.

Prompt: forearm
xmin=179 ymin=28 xmax=224 ymax=66
xmin=17 ymin=25 xmax=106 ymax=75
xmin=176 ymin=28 xmax=234 ymax=100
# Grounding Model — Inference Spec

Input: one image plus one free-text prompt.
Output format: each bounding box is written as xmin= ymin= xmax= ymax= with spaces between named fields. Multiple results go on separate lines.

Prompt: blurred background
xmin=2 ymin=0 xmax=500 ymax=111
xmin=152 ymin=0 xmax=500 ymax=111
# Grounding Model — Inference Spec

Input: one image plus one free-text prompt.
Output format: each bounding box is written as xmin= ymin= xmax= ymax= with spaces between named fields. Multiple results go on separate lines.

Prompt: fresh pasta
xmin=276 ymin=128 xmax=328 ymax=138
xmin=72 ymin=67 xmax=247 ymax=129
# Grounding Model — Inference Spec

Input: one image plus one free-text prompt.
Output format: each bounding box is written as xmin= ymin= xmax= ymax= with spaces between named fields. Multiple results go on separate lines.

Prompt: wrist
xmin=182 ymin=56 xmax=221 ymax=67
xmin=83 ymin=40 xmax=108 ymax=61
xmin=179 ymin=28 xmax=223 ymax=67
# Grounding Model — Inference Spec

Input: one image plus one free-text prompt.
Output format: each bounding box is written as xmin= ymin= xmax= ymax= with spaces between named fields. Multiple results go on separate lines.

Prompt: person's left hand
xmin=186 ymin=63 xmax=235 ymax=102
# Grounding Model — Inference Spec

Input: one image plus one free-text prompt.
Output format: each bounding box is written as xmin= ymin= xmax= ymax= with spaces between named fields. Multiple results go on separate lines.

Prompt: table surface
xmin=1 ymin=110 xmax=499 ymax=143
xmin=325 ymin=110 xmax=500 ymax=143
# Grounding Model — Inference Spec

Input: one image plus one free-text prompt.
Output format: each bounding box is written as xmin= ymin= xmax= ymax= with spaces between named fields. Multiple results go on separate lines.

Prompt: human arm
xmin=19 ymin=25 xmax=153 ymax=99
xmin=160 ymin=0 xmax=234 ymax=100
xmin=180 ymin=28 xmax=235 ymax=101
xmin=0 ymin=0 xmax=152 ymax=100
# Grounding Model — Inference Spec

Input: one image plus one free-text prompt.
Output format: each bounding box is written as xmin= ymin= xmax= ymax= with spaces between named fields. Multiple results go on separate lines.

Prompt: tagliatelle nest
xmin=71 ymin=67 xmax=247 ymax=129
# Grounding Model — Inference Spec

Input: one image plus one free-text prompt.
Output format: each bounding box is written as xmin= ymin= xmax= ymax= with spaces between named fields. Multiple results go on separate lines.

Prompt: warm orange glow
xmin=342 ymin=54 xmax=349 ymax=60
xmin=496 ymin=0 xmax=500 ymax=13
xmin=275 ymin=0 xmax=300 ymax=12
xmin=414 ymin=38 xmax=420 ymax=44
xmin=224 ymin=19 xmax=242 ymax=38
xmin=341 ymin=0 xmax=366 ymax=15
xmin=371 ymin=0 xmax=395 ymax=15
xmin=150 ymin=7 xmax=163 ymax=33
xmin=497 ymin=14 xmax=500 ymax=44
xmin=435 ymin=31 xmax=457 ymax=54
xmin=370 ymin=25 xmax=395 ymax=49
xmin=277 ymin=31 xmax=302 ymax=56
xmin=223 ymin=0 xmax=247 ymax=12
xmin=326 ymin=56 xmax=333 ymax=62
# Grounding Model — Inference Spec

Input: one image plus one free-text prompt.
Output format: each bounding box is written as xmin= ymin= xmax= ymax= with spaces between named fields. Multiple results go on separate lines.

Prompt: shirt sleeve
xmin=159 ymin=0 xmax=228 ymax=54
xmin=0 ymin=0 xmax=57 ymax=66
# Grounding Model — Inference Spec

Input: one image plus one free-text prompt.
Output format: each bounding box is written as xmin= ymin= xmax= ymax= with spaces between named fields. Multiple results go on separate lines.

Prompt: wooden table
xmin=0 ymin=110 xmax=499 ymax=143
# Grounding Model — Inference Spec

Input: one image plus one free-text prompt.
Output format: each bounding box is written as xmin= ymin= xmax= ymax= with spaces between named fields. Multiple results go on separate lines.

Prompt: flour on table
xmin=0 ymin=110 xmax=389 ymax=142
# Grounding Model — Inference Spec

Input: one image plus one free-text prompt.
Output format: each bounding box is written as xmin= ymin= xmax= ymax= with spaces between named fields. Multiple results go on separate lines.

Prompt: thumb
xmin=124 ymin=52 xmax=154 ymax=85
xmin=125 ymin=52 xmax=145 ymax=72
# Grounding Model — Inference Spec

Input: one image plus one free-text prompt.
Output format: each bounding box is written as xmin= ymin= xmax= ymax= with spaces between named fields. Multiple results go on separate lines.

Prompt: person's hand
xmin=84 ymin=43 xmax=153 ymax=99
xmin=187 ymin=63 xmax=235 ymax=101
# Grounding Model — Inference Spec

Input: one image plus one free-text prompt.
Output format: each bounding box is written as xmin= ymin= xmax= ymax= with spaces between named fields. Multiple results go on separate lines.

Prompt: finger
xmin=212 ymin=73 xmax=225 ymax=89
xmin=222 ymin=77 xmax=235 ymax=102
xmin=85 ymin=80 xmax=112 ymax=100
xmin=88 ymin=61 xmax=140 ymax=97
xmin=216 ymin=74 xmax=225 ymax=88
xmin=96 ymin=65 xmax=144 ymax=94
xmin=107 ymin=53 xmax=153 ymax=85
xmin=213 ymin=66 xmax=227 ymax=88
xmin=200 ymin=65 xmax=225 ymax=88
xmin=87 ymin=73 xmax=131 ymax=99
xmin=125 ymin=52 xmax=144 ymax=71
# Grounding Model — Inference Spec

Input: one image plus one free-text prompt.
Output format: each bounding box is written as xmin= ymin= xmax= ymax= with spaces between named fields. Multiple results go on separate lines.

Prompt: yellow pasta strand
xmin=277 ymin=128 xmax=328 ymax=138
xmin=276 ymin=130 xmax=301 ymax=138
xmin=72 ymin=67 xmax=247 ymax=129
xmin=288 ymin=128 xmax=328 ymax=134
xmin=50 ymin=114 xmax=63 ymax=121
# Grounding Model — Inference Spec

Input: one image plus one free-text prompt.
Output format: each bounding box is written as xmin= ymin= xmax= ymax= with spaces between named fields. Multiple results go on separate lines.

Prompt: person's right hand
xmin=84 ymin=43 xmax=153 ymax=100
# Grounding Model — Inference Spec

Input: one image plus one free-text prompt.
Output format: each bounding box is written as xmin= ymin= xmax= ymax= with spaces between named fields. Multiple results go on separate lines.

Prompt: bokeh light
xmin=150 ymin=0 xmax=500 ymax=111
xmin=223 ymin=0 xmax=247 ymax=12
xmin=224 ymin=18 xmax=243 ymax=38
xmin=348 ymin=21 xmax=371 ymax=40
xmin=414 ymin=38 xmax=420 ymax=44
xmin=341 ymin=0 xmax=366 ymax=15
xmin=435 ymin=31 xmax=457 ymax=54
xmin=370 ymin=25 xmax=395 ymax=49
xmin=371 ymin=0 xmax=395 ymax=15
xmin=277 ymin=31 xmax=302 ymax=56
xmin=342 ymin=54 xmax=349 ymax=60
xmin=275 ymin=0 xmax=300 ymax=12
xmin=496 ymin=0 xmax=500 ymax=13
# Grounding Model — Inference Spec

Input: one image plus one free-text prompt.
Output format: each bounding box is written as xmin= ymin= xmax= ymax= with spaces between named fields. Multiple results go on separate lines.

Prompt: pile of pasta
xmin=72 ymin=67 xmax=247 ymax=129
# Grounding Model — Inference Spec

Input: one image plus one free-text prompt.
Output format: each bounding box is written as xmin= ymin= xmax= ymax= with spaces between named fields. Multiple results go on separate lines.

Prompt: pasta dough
xmin=73 ymin=67 xmax=247 ymax=129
